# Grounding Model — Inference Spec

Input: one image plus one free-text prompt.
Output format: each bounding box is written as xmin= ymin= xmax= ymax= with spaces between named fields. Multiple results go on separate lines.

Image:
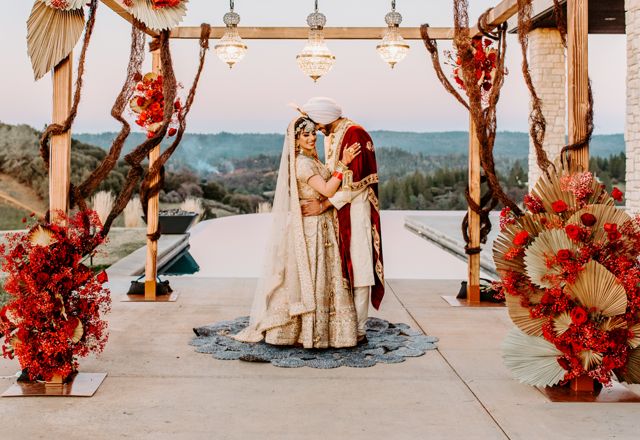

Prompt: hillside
xmin=74 ymin=130 xmax=626 ymax=172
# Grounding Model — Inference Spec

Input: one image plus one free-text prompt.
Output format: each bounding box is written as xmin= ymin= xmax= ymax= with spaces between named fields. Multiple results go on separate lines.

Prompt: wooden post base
xmin=440 ymin=295 xmax=505 ymax=308
xmin=571 ymin=375 xmax=595 ymax=392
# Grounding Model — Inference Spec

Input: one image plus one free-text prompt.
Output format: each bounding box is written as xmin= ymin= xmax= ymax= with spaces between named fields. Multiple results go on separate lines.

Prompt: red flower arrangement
xmin=495 ymin=168 xmax=640 ymax=387
xmin=151 ymin=0 xmax=182 ymax=8
xmin=0 ymin=211 xmax=111 ymax=382
xmin=449 ymin=37 xmax=500 ymax=103
xmin=129 ymin=72 xmax=181 ymax=139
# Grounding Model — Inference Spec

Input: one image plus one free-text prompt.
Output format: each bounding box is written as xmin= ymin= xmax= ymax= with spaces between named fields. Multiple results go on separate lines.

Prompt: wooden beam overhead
xmin=100 ymin=0 xmax=159 ymax=37
xmin=170 ymin=26 xmax=455 ymax=40
xmin=470 ymin=0 xmax=518 ymax=36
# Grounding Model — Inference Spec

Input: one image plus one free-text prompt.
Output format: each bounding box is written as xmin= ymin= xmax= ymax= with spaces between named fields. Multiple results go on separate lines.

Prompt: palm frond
xmin=506 ymin=293 xmax=546 ymax=337
xmin=524 ymin=228 xmax=578 ymax=289
xmin=566 ymin=260 xmax=627 ymax=317
xmin=128 ymin=0 xmax=188 ymax=32
xmin=27 ymin=1 xmax=85 ymax=81
xmin=502 ymin=328 xmax=566 ymax=387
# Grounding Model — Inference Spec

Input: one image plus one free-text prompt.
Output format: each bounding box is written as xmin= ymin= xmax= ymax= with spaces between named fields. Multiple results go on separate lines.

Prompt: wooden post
xmin=567 ymin=0 xmax=589 ymax=170
xmin=467 ymin=116 xmax=481 ymax=304
xmin=567 ymin=0 xmax=593 ymax=393
xmin=50 ymin=54 xmax=73 ymax=223
xmin=144 ymin=46 xmax=161 ymax=301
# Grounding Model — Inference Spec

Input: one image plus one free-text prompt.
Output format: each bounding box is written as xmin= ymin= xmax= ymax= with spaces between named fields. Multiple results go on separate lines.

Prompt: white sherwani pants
xmin=330 ymin=189 xmax=374 ymax=337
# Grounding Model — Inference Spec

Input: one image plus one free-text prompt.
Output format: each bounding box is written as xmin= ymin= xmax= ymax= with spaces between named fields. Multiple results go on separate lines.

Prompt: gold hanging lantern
xmin=376 ymin=0 xmax=409 ymax=69
xmin=214 ymin=0 xmax=248 ymax=68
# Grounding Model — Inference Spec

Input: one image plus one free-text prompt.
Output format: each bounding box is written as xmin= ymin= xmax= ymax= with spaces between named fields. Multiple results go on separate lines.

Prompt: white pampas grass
xmin=124 ymin=197 xmax=144 ymax=228
xmin=91 ymin=191 xmax=114 ymax=226
xmin=180 ymin=197 xmax=203 ymax=223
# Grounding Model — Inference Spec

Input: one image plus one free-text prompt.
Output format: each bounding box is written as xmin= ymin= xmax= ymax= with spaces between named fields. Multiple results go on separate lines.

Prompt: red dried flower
xmin=570 ymin=306 xmax=588 ymax=325
xmin=556 ymin=249 xmax=572 ymax=262
xmin=565 ymin=224 xmax=581 ymax=241
xmin=612 ymin=187 xmax=624 ymax=202
xmin=603 ymin=223 xmax=617 ymax=233
xmin=580 ymin=213 xmax=597 ymax=227
xmin=168 ymin=128 xmax=177 ymax=137
xmin=551 ymin=200 xmax=568 ymax=213
xmin=96 ymin=271 xmax=108 ymax=284
xmin=524 ymin=194 xmax=545 ymax=214
xmin=513 ymin=230 xmax=529 ymax=247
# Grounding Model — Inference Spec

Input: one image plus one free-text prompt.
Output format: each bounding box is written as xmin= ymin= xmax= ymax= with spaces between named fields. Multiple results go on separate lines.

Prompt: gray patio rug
xmin=191 ymin=317 xmax=438 ymax=368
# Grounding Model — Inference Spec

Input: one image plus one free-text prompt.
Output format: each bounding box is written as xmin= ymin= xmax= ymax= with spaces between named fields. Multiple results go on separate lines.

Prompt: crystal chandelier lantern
xmin=214 ymin=0 xmax=248 ymax=69
xmin=296 ymin=1 xmax=335 ymax=82
xmin=376 ymin=1 xmax=410 ymax=69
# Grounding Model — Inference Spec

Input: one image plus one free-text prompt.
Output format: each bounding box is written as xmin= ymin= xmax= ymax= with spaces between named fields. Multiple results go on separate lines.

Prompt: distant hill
xmin=75 ymin=130 xmax=625 ymax=172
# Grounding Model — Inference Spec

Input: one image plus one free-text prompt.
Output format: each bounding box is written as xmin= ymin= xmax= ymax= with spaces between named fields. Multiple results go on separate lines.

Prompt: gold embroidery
xmin=367 ymin=187 xmax=380 ymax=212
xmin=366 ymin=141 xmax=374 ymax=151
xmin=350 ymin=173 xmax=379 ymax=192
xmin=372 ymin=225 xmax=384 ymax=285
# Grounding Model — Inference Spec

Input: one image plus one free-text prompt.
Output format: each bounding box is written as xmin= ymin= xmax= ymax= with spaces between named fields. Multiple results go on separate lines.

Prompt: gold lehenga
xmin=234 ymin=128 xmax=358 ymax=349
xmin=261 ymin=155 xmax=358 ymax=348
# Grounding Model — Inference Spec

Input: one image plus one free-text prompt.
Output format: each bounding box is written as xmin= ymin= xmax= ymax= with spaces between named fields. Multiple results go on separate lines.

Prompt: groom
xmin=300 ymin=97 xmax=384 ymax=343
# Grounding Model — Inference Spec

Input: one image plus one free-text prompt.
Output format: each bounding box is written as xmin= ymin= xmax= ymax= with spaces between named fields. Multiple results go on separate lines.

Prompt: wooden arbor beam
xmin=469 ymin=0 xmax=518 ymax=37
xmin=170 ymin=26 xmax=455 ymax=40
xmin=568 ymin=0 xmax=590 ymax=169
xmin=50 ymin=55 xmax=73 ymax=223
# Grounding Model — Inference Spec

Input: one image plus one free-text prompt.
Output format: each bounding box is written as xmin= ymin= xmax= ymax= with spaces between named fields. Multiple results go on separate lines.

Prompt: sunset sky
xmin=0 ymin=1 xmax=627 ymax=134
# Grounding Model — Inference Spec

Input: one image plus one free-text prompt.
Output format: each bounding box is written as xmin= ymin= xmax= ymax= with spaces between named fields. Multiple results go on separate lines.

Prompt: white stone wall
xmin=626 ymin=0 xmax=640 ymax=211
xmin=527 ymin=28 xmax=566 ymax=188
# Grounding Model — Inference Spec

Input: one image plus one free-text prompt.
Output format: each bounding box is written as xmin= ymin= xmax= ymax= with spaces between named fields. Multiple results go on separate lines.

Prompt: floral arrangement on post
xmin=129 ymin=72 xmax=181 ymax=139
xmin=0 ymin=210 xmax=111 ymax=382
xmin=447 ymin=37 xmax=499 ymax=102
xmin=494 ymin=165 xmax=640 ymax=387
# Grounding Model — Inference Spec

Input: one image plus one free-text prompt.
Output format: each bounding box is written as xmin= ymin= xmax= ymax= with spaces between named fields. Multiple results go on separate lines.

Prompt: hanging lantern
xmin=376 ymin=0 xmax=409 ymax=69
xmin=215 ymin=0 xmax=247 ymax=68
xmin=296 ymin=0 xmax=335 ymax=82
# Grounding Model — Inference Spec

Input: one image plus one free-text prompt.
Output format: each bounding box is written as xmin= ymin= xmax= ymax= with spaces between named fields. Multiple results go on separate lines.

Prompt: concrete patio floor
xmin=1 ymin=276 xmax=639 ymax=440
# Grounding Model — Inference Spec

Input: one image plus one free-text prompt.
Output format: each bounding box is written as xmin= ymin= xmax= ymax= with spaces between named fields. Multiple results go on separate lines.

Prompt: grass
xmin=0 ymin=203 xmax=29 ymax=230
xmin=0 ymin=279 xmax=9 ymax=307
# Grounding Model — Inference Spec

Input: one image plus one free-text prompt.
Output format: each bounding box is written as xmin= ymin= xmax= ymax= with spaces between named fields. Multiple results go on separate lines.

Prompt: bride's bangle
xmin=332 ymin=171 xmax=343 ymax=180
xmin=336 ymin=161 xmax=348 ymax=173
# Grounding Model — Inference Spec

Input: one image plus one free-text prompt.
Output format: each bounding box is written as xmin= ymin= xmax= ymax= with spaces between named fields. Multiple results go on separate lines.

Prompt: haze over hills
xmin=74 ymin=130 xmax=625 ymax=173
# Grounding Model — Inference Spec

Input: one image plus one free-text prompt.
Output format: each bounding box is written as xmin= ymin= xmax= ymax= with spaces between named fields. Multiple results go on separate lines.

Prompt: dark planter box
xmin=142 ymin=212 xmax=198 ymax=234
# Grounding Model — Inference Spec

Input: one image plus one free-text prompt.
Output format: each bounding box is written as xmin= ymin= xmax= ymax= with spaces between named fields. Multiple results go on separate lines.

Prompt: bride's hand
xmin=341 ymin=143 xmax=362 ymax=166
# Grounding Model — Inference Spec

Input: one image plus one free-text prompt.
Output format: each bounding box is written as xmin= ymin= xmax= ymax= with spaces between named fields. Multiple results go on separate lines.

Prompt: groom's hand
xmin=301 ymin=199 xmax=323 ymax=216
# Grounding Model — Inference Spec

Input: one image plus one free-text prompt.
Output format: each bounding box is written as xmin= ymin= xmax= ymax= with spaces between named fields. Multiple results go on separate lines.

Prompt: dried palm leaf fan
xmin=552 ymin=311 xmax=572 ymax=335
xmin=523 ymin=228 xmax=578 ymax=289
xmin=27 ymin=1 xmax=85 ymax=80
xmin=128 ymin=0 xmax=188 ymax=32
xmin=567 ymin=205 xmax=632 ymax=244
xmin=530 ymin=166 xmax=578 ymax=213
xmin=502 ymin=328 xmax=566 ymax=387
xmin=42 ymin=0 xmax=86 ymax=9
xmin=566 ymin=260 xmax=627 ymax=317
xmin=599 ymin=316 xmax=627 ymax=332
xmin=618 ymin=347 xmax=640 ymax=384
xmin=493 ymin=213 xmax=557 ymax=275
xmin=629 ymin=323 xmax=640 ymax=349
xmin=579 ymin=349 xmax=603 ymax=370
xmin=506 ymin=292 xmax=546 ymax=337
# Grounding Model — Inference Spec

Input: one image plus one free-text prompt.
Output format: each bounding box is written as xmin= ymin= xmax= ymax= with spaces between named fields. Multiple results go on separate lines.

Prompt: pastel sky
xmin=0 ymin=1 xmax=627 ymax=134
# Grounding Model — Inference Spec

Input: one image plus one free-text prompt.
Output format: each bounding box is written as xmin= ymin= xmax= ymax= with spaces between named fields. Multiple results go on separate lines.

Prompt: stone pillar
xmin=626 ymin=0 xmax=640 ymax=211
xmin=527 ymin=28 xmax=566 ymax=188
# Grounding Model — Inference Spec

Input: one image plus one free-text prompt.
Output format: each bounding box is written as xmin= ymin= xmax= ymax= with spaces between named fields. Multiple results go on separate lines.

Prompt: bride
xmin=234 ymin=115 xmax=361 ymax=348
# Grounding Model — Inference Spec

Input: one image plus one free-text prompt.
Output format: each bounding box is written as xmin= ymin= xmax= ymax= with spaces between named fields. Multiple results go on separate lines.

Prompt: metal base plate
xmin=538 ymin=381 xmax=640 ymax=403
xmin=121 ymin=292 xmax=179 ymax=302
xmin=2 ymin=372 xmax=107 ymax=397
xmin=441 ymin=295 xmax=505 ymax=308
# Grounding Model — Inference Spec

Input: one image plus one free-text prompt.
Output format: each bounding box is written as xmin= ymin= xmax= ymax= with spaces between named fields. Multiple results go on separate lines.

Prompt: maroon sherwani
xmin=325 ymin=120 xmax=385 ymax=310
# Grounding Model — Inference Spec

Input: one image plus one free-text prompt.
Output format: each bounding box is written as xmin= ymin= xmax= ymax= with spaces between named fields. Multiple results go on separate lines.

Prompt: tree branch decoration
xmin=421 ymin=1 xmax=519 ymax=255
xmin=495 ymin=164 xmax=640 ymax=387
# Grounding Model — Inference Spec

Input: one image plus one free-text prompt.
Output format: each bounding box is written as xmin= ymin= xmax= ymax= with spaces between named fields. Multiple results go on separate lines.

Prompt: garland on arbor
xmin=421 ymin=1 xmax=515 ymax=255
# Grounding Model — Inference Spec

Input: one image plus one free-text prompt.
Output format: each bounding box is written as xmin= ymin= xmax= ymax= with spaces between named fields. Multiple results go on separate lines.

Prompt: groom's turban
xmin=301 ymin=97 xmax=342 ymax=125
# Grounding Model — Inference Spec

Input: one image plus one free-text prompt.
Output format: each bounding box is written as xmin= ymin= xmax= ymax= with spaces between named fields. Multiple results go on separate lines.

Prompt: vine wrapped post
xmin=50 ymin=54 xmax=73 ymax=226
xmin=467 ymin=115 xmax=481 ymax=304
xmin=567 ymin=0 xmax=593 ymax=392
xmin=567 ymin=0 xmax=589 ymax=170
xmin=144 ymin=45 xmax=162 ymax=301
